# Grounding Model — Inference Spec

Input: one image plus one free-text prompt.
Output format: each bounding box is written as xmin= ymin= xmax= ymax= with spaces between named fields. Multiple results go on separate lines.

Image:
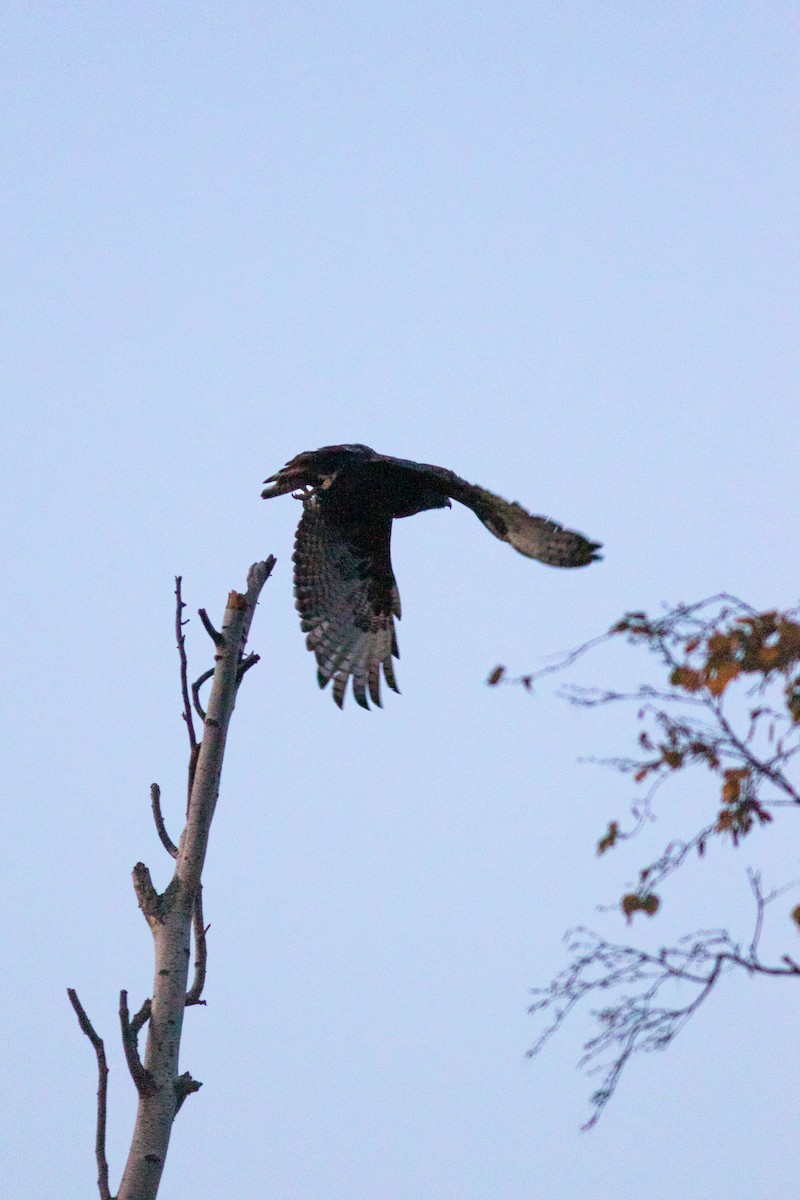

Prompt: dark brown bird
xmin=262 ymin=444 xmax=601 ymax=709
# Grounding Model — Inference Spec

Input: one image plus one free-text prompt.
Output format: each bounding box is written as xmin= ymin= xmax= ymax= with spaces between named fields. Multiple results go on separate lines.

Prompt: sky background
xmin=2 ymin=3 xmax=799 ymax=1197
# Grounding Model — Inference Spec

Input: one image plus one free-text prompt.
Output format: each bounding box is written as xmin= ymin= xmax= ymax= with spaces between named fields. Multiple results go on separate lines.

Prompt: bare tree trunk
xmin=69 ymin=559 xmax=273 ymax=1200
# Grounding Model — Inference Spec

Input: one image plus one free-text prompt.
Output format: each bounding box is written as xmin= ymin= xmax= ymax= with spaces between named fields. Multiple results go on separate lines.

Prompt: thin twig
xmin=185 ymin=885 xmax=208 ymax=1006
xmin=67 ymin=989 xmax=112 ymax=1200
xmin=130 ymin=998 xmax=152 ymax=1037
xmin=747 ymin=869 xmax=767 ymax=961
xmin=175 ymin=577 xmax=198 ymax=752
xmin=119 ymin=990 xmax=158 ymax=1096
xmin=237 ymin=652 xmax=261 ymax=682
xmin=198 ymin=607 xmax=224 ymax=646
xmin=174 ymin=1072 xmax=203 ymax=1113
xmin=191 ymin=669 xmax=213 ymax=722
xmin=150 ymin=783 xmax=178 ymax=858
xmin=186 ymin=742 xmax=201 ymax=814
xmin=711 ymin=696 xmax=800 ymax=805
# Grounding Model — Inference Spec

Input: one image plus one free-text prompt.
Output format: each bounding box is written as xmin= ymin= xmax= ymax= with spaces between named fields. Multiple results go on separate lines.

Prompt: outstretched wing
xmin=457 ymin=485 xmax=602 ymax=566
xmin=372 ymin=459 xmax=602 ymax=567
xmin=292 ymin=495 xmax=401 ymax=709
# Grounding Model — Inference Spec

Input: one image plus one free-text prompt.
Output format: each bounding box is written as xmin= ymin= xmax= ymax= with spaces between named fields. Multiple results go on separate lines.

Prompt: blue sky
xmin=2 ymin=4 xmax=799 ymax=1198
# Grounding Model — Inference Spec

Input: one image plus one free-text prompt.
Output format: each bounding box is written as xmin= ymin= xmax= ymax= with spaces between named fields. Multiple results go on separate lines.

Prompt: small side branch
xmin=67 ymin=989 xmax=112 ymax=1200
xmin=130 ymin=998 xmax=152 ymax=1037
xmin=175 ymin=577 xmax=198 ymax=753
xmin=237 ymin=652 xmax=260 ymax=682
xmin=131 ymin=862 xmax=161 ymax=920
xmin=185 ymin=885 xmax=208 ymax=1006
xmin=198 ymin=608 xmax=224 ymax=646
xmin=150 ymin=784 xmax=178 ymax=858
xmin=191 ymin=669 xmax=214 ymax=722
xmin=120 ymin=991 xmax=159 ymax=1096
xmin=174 ymin=1072 xmax=203 ymax=1113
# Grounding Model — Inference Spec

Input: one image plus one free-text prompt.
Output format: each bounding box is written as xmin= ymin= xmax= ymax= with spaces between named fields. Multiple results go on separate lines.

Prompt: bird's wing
xmin=382 ymin=461 xmax=603 ymax=568
xmin=292 ymin=496 xmax=401 ymax=709
xmin=461 ymin=485 xmax=602 ymax=566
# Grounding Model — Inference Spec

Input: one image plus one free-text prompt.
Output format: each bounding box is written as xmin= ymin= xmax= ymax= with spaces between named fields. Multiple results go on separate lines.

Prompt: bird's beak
xmin=262 ymin=469 xmax=280 ymax=485
xmin=261 ymin=469 xmax=304 ymax=499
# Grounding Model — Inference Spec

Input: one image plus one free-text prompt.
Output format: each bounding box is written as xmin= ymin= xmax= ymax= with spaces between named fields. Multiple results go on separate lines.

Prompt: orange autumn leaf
xmin=707 ymin=632 xmax=734 ymax=657
xmin=706 ymin=661 xmax=741 ymax=696
xmin=621 ymin=892 xmax=660 ymax=922
xmin=721 ymin=778 xmax=740 ymax=805
xmin=671 ymin=665 xmax=703 ymax=692
xmin=597 ymin=822 xmax=620 ymax=855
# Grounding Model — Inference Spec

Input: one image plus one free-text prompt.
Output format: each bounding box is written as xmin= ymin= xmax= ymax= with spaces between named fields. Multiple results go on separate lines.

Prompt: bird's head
xmin=261 ymin=444 xmax=377 ymax=499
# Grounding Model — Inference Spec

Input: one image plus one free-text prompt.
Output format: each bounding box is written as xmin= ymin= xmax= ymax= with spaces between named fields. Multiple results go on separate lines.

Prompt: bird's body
xmin=262 ymin=444 xmax=601 ymax=708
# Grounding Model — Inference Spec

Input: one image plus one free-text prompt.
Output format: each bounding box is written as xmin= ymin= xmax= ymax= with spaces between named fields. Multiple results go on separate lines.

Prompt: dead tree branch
xmin=130 ymin=998 xmax=152 ymax=1037
xmin=115 ymin=559 xmax=275 ymax=1200
xmin=175 ymin=576 xmax=198 ymax=753
xmin=191 ymin=668 xmax=214 ymax=722
xmin=150 ymin=783 xmax=178 ymax=858
xmin=119 ymin=990 xmax=158 ymax=1096
xmin=174 ymin=1072 xmax=203 ymax=1113
xmin=185 ymin=884 xmax=208 ymax=1006
xmin=237 ymin=651 xmax=260 ymax=682
xmin=67 ymin=989 xmax=112 ymax=1200
xmin=131 ymin=862 xmax=161 ymax=920
xmin=69 ymin=556 xmax=275 ymax=1200
xmin=198 ymin=607 xmax=223 ymax=645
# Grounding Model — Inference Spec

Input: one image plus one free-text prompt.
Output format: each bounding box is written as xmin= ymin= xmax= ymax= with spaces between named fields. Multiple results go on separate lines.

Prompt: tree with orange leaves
xmin=491 ymin=594 xmax=800 ymax=1128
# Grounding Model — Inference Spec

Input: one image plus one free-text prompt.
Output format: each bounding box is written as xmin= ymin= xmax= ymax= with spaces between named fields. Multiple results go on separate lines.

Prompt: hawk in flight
xmin=262 ymin=444 xmax=601 ymax=709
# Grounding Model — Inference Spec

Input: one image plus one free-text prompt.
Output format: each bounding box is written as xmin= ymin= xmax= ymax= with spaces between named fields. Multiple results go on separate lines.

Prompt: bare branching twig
xmin=529 ymin=877 xmax=800 ymax=1128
